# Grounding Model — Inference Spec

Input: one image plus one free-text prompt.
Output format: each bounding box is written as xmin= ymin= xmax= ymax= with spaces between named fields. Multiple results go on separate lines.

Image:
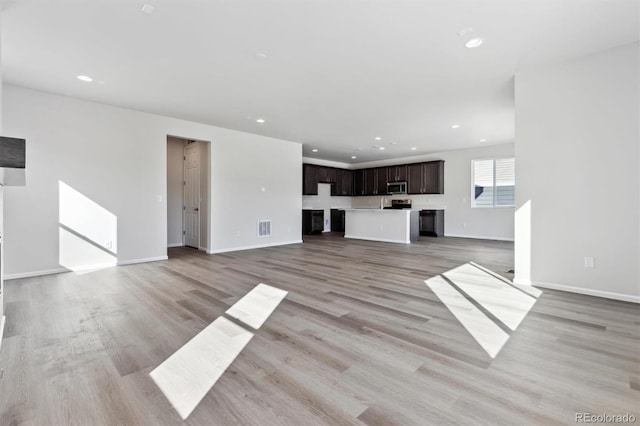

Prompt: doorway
xmin=166 ymin=136 xmax=210 ymax=252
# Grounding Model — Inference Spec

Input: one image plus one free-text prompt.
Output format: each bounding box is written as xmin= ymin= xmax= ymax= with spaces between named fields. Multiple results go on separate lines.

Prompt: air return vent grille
xmin=258 ymin=220 xmax=272 ymax=237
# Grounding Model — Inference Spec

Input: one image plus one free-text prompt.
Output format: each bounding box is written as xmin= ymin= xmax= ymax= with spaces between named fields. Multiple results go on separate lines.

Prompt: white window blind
xmin=472 ymin=158 xmax=515 ymax=207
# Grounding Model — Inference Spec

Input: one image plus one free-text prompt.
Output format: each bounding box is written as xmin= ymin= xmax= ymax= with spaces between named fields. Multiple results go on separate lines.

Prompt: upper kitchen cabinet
xmin=317 ymin=166 xmax=337 ymax=184
xmin=375 ymin=167 xmax=389 ymax=195
xmin=332 ymin=169 xmax=353 ymax=196
xmin=303 ymin=164 xmax=319 ymax=195
xmin=354 ymin=169 xmax=365 ymax=196
xmin=363 ymin=168 xmax=376 ymax=195
xmin=407 ymin=161 xmax=444 ymax=194
xmin=388 ymin=165 xmax=407 ymax=183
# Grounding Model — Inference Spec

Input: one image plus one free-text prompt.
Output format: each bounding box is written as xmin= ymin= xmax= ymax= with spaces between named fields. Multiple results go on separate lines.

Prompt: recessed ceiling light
xmin=374 ymin=137 xmax=382 ymax=141
xmin=312 ymin=149 xmax=318 ymax=152
xmin=141 ymin=4 xmax=155 ymax=14
xmin=351 ymin=156 xmax=357 ymax=159
xmin=479 ymin=138 xmax=487 ymax=142
xmin=465 ymin=38 xmax=483 ymax=48
xmin=451 ymin=124 xmax=460 ymax=129
xmin=379 ymin=147 xmax=385 ymax=150
xmin=77 ymin=75 xmax=93 ymax=82
xmin=411 ymin=147 xmax=417 ymax=150
xmin=254 ymin=53 xmax=268 ymax=60
xmin=256 ymin=118 xmax=265 ymax=123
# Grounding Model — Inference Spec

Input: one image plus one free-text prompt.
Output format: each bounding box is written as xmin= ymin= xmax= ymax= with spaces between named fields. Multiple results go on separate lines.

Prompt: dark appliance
xmin=419 ymin=210 xmax=444 ymax=237
xmin=302 ymin=209 xmax=324 ymax=235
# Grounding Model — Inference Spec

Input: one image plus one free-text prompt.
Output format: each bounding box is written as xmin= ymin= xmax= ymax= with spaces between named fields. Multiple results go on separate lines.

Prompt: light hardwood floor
xmin=0 ymin=234 xmax=638 ymax=425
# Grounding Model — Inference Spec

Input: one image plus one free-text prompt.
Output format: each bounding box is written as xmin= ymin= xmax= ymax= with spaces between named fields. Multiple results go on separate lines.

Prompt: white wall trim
xmin=4 ymin=267 xmax=69 ymax=280
xmin=344 ymin=235 xmax=410 ymax=244
xmin=167 ymin=243 xmax=184 ymax=248
xmin=117 ymin=256 xmax=168 ymax=266
xmin=531 ymin=280 xmax=640 ymax=304
xmin=207 ymin=240 xmax=303 ymax=254
xmin=198 ymin=247 xmax=208 ymax=252
xmin=445 ymin=233 xmax=514 ymax=242
xmin=0 ymin=316 xmax=6 ymax=353
xmin=4 ymin=256 xmax=169 ymax=280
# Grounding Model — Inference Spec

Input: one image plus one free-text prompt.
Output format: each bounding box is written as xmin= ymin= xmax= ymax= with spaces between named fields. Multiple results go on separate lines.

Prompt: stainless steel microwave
xmin=387 ymin=181 xmax=407 ymax=194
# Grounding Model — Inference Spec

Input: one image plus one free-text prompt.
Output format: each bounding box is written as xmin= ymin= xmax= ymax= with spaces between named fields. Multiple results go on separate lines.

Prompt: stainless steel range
xmin=384 ymin=199 xmax=412 ymax=209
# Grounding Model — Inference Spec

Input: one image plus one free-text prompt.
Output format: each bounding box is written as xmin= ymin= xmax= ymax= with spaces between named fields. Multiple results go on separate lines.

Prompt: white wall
xmin=515 ymin=42 xmax=639 ymax=302
xmin=167 ymin=137 xmax=185 ymax=247
xmin=2 ymin=85 xmax=302 ymax=277
xmin=350 ymin=144 xmax=515 ymax=241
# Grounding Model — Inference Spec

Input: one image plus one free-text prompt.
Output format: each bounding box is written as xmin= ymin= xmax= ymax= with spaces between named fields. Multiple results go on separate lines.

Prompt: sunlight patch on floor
xmin=426 ymin=263 xmax=540 ymax=358
xmin=150 ymin=283 xmax=287 ymax=419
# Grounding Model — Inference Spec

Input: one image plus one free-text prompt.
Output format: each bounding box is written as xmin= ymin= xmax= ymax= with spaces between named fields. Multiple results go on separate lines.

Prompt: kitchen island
xmin=344 ymin=209 xmax=419 ymax=244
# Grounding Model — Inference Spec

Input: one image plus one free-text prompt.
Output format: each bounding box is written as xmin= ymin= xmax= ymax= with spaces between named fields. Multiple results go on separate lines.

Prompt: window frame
xmin=470 ymin=157 xmax=515 ymax=209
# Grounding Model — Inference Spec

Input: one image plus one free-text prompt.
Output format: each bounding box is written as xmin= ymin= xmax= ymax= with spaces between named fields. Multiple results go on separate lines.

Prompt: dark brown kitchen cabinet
xmin=407 ymin=161 xmax=444 ymax=194
xmin=304 ymin=160 xmax=443 ymax=196
xmin=376 ymin=167 xmax=389 ymax=195
xmin=332 ymin=169 xmax=353 ymax=196
xmin=354 ymin=169 xmax=365 ymax=196
xmin=303 ymin=164 xmax=318 ymax=195
xmin=330 ymin=209 xmax=346 ymax=232
xmin=317 ymin=166 xmax=337 ymax=183
xmin=407 ymin=163 xmax=424 ymax=194
xmin=360 ymin=168 xmax=387 ymax=196
xmin=423 ymin=161 xmax=444 ymax=193
xmin=364 ymin=169 xmax=376 ymax=195
xmin=388 ymin=165 xmax=407 ymax=182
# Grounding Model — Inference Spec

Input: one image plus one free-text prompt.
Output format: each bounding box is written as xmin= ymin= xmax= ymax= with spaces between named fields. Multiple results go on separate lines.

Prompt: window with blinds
xmin=472 ymin=158 xmax=515 ymax=207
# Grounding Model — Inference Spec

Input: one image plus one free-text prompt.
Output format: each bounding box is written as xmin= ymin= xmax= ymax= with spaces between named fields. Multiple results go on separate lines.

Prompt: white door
xmin=184 ymin=143 xmax=200 ymax=248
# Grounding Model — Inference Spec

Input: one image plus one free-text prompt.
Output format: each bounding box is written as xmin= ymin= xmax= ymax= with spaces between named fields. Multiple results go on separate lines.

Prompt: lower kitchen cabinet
xmin=419 ymin=210 xmax=444 ymax=237
xmin=302 ymin=209 xmax=324 ymax=235
xmin=330 ymin=209 xmax=345 ymax=232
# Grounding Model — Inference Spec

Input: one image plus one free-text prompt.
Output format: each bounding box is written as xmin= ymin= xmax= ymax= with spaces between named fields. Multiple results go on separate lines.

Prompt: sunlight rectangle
xmin=425 ymin=275 xmax=510 ymax=358
xmin=225 ymin=283 xmax=288 ymax=329
xmin=59 ymin=227 xmax=116 ymax=273
xmin=149 ymin=316 xmax=253 ymax=420
xmin=59 ymin=181 xmax=117 ymax=253
xmin=443 ymin=263 xmax=537 ymax=331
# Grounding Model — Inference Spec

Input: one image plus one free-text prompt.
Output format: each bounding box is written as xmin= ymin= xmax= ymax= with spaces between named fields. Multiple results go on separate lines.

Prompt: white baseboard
xmin=117 ymin=256 xmax=168 ymax=266
xmin=4 ymin=256 xmax=169 ymax=280
xmin=4 ymin=267 xmax=69 ymax=280
xmin=0 ymin=315 xmax=5 ymax=353
xmin=207 ymin=240 xmax=303 ymax=254
xmin=344 ymin=235 xmax=410 ymax=244
xmin=167 ymin=243 xmax=184 ymax=248
xmin=198 ymin=247 xmax=208 ymax=252
xmin=445 ymin=233 xmax=514 ymax=242
xmin=531 ymin=280 xmax=640 ymax=304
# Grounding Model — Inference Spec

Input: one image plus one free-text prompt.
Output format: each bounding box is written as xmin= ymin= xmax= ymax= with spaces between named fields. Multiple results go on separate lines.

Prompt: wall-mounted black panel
xmin=0 ymin=137 xmax=26 ymax=169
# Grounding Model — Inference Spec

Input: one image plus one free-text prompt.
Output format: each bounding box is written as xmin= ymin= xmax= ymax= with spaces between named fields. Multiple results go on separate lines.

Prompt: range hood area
xmin=0 ymin=136 xmax=27 ymax=186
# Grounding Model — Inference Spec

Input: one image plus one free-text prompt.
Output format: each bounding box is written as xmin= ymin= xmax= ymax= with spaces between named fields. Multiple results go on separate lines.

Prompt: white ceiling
xmin=2 ymin=0 xmax=638 ymax=163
